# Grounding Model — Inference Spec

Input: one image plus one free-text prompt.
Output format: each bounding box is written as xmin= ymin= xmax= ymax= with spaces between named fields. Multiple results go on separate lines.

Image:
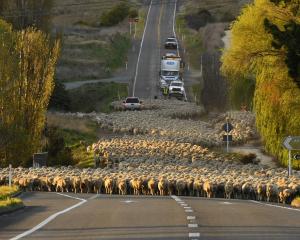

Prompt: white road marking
xmin=185 ymin=209 xmax=194 ymax=212
xmin=251 ymin=200 xmax=300 ymax=212
xmin=181 ymin=203 xmax=188 ymax=207
xmin=89 ymin=194 xmax=99 ymax=200
xmin=184 ymin=206 xmax=192 ymax=209
xmin=132 ymin=0 xmax=153 ymax=96
xmin=172 ymin=0 xmax=178 ymax=55
xmin=221 ymin=201 xmax=233 ymax=205
xmin=187 ymin=216 xmax=196 ymax=220
xmin=189 ymin=232 xmax=201 ymax=237
xmin=121 ymin=200 xmax=138 ymax=204
xmin=10 ymin=193 xmax=87 ymax=240
xmin=188 ymin=224 xmax=198 ymax=228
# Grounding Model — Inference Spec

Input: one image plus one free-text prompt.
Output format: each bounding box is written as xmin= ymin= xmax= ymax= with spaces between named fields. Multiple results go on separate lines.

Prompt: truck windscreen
xmin=162 ymin=71 xmax=178 ymax=76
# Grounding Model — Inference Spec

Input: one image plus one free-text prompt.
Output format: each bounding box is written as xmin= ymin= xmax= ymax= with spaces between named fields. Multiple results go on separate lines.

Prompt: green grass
xmin=0 ymin=186 xmax=23 ymax=212
xmin=68 ymin=82 xmax=128 ymax=113
xmin=291 ymin=197 xmax=300 ymax=208
xmin=0 ymin=185 xmax=19 ymax=200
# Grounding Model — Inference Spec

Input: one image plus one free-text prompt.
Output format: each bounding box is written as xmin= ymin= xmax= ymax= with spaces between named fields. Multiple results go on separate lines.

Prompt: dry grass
xmin=291 ymin=197 xmax=300 ymax=208
xmin=47 ymin=113 xmax=94 ymax=134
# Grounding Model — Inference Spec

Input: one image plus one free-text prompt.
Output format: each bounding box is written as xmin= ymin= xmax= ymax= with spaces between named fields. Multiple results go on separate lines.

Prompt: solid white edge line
xmin=10 ymin=193 xmax=87 ymax=240
xmin=132 ymin=0 xmax=153 ymax=97
xmin=250 ymin=200 xmax=300 ymax=212
xmin=172 ymin=0 xmax=178 ymax=55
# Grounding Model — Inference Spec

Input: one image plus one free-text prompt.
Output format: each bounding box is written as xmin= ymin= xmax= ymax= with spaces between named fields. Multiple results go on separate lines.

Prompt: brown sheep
xmin=203 ymin=181 xmax=214 ymax=198
xmin=158 ymin=178 xmax=168 ymax=196
xmin=147 ymin=178 xmax=157 ymax=195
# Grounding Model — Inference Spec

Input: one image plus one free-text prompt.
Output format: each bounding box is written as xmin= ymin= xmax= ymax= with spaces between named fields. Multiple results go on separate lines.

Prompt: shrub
xmin=100 ymin=2 xmax=130 ymax=26
xmin=240 ymin=153 xmax=257 ymax=164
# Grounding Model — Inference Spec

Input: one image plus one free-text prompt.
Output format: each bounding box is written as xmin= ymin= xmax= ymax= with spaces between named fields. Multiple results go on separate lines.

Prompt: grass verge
xmin=68 ymin=82 xmax=128 ymax=113
xmin=291 ymin=197 xmax=300 ymax=208
xmin=0 ymin=186 xmax=23 ymax=214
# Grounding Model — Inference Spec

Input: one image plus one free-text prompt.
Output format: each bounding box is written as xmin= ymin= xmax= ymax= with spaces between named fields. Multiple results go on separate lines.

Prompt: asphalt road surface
xmin=1 ymin=192 xmax=300 ymax=240
xmin=132 ymin=0 xmax=178 ymax=98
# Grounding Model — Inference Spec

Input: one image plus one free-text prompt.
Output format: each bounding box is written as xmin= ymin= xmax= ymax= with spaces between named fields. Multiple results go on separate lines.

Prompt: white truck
xmin=159 ymin=55 xmax=183 ymax=88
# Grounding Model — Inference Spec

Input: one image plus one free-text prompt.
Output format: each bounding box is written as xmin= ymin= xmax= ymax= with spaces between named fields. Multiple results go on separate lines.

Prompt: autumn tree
xmin=221 ymin=0 xmax=300 ymax=166
xmin=0 ymin=19 xmax=60 ymax=167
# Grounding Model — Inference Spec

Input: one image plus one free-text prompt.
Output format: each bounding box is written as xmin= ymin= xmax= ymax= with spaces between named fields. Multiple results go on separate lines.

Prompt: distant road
xmin=1 ymin=192 xmax=300 ymax=240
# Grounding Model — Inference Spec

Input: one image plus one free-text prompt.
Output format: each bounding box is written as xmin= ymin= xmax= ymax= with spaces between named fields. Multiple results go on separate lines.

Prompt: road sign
xmin=283 ymin=136 xmax=300 ymax=150
xmin=222 ymin=123 xmax=233 ymax=133
xmin=294 ymin=154 xmax=300 ymax=160
xmin=223 ymin=135 xmax=232 ymax=142
xmin=33 ymin=152 xmax=48 ymax=168
xmin=134 ymin=18 xmax=139 ymax=22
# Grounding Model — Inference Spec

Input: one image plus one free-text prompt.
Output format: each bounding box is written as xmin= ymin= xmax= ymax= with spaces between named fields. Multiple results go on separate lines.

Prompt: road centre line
xmin=187 ymin=216 xmax=196 ymax=220
xmin=189 ymin=232 xmax=201 ymax=237
xmin=188 ymin=224 xmax=198 ymax=228
xmin=250 ymin=200 xmax=300 ymax=212
xmin=10 ymin=193 xmax=87 ymax=240
xmin=132 ymin=0 xmax=153 ymax=96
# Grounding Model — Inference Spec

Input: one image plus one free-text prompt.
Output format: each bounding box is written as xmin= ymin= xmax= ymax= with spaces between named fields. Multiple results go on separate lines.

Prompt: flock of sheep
xmin=0 ymin=157 xmax=299 ymax=204
xmin=1 ymin=99 xmax=299 ymax=205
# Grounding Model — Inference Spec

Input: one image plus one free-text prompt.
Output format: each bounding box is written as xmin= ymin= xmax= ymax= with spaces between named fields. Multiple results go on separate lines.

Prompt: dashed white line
xmin=187 ymin=216 xmax=196 ymax=220
xmin=188 ymin=224 xmax=198 ymax=228
xmin=10 ymin=193 xmax=87 ymax=240
xmin=185 ymin=209 xmax=194 ymax=212
xmin=184 ymin=206 xmax=192 ymax=209
xmin=181 ymin=203 xmax=188 ymax=207
xmin=189 ymin=232 xmax=201 ymax=237
xmin=132 ymin=0 xmax=153 ymax=96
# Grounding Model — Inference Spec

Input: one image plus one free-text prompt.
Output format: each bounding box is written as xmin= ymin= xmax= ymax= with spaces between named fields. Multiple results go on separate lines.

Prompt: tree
xmin=0 ymin=20 xmax=60 ymax=167
xmin=221 ymin=0 xmax=300 ymax=166
xmin=0 ymin=0 xmax=53 ymax=32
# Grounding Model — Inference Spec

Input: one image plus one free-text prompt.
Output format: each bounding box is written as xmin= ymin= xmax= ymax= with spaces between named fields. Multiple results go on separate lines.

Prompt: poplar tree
xmin=0 ymin=20 xmax=60 ymax=166
xmin=221 ymin=0 xmax=300 ymax=166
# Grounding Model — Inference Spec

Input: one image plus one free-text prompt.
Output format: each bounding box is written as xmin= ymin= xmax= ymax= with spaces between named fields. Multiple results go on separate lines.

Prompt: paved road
xmin=1 ymin=192 xmax=300 ymax=240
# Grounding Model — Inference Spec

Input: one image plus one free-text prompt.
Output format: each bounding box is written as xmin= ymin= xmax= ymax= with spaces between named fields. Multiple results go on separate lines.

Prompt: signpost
xmin=33 ymin=152 xmax=48 ymax=168
xmin=222 ymin=121 xmax=234 ymax=153
xmin=283 ymin=136 xmax=300 ymax=177
xmin=9 ymin=164 xmax=12 ymax=187
xmin=129 ymin=18 xmax=139 ymax=38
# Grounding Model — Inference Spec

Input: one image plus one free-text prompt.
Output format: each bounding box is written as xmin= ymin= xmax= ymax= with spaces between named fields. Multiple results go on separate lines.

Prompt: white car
xmin=169 ymin=81 xmax=185 ymax=97
xmin=122 ymin=97 xmax=143 ymax=110
xmin=164 ymin=37 xmax=178 ymax=49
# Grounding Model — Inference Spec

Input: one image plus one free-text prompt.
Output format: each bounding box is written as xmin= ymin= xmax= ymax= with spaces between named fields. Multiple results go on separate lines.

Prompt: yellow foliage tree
xmin=0 ymin=19 xmax=60 ymax=166
xmin=221 ymin=0 xmax=300 ymax=167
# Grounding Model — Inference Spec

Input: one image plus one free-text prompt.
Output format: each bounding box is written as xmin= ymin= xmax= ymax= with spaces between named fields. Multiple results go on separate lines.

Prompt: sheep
xmin=225 ymin=181 xmax=233 ymax=199
xmin=104 ymin=177 xmax=114 ymax=195
xmin=279 ymin=189 xmax=293 ymax=204
xmin=147 ymin=178 xmax=157 ymax=195
xmin=203 ymin=181 xmax=214 ymax=198
xmin=266 ymin=183 xmax=279 ymax=203
xmin=117 ymin=179 xmax=127 ymax=195
xmin=158 ymin=178 xmax=168 ymax=196
xmin=256 ymin=183 xmax=266 ymax=201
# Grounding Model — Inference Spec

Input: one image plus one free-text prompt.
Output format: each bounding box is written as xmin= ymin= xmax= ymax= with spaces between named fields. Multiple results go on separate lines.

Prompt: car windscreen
xmin=171 ymin=82 xmax=182 ymax=87
xmin=162 ymin=71 xmax=178 ymax=76
xmin=167 ymin=38 xmax=176 ymax=42
xmin=126 ymin=98 xmax=140 ymax=103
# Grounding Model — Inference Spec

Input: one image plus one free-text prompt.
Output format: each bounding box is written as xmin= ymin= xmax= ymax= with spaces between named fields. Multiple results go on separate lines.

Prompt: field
xmin=52 ymin=0 xmax=141 ymax=82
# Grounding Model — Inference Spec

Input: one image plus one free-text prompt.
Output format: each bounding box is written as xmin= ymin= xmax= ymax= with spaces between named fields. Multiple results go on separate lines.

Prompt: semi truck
xmin=159 ymin=54 xmax=184 ymax=88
